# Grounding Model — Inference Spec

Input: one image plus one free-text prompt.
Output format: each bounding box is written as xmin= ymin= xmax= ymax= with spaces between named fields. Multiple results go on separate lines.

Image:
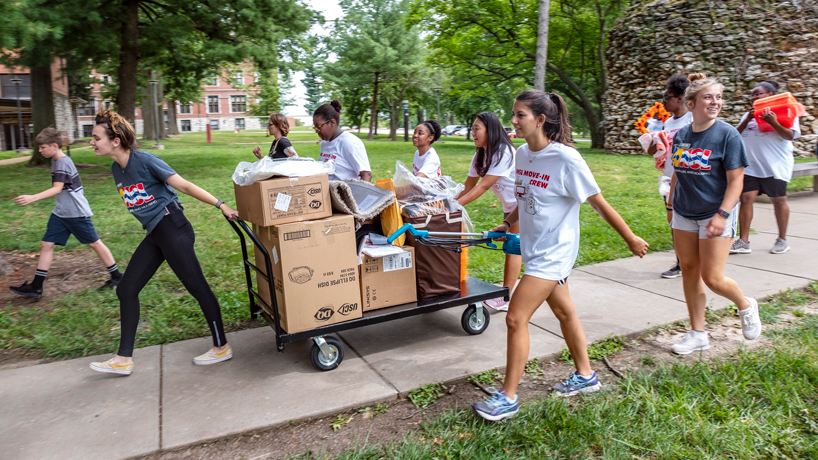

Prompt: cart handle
xmin=386 ymin=223 xmax=512 ymax=244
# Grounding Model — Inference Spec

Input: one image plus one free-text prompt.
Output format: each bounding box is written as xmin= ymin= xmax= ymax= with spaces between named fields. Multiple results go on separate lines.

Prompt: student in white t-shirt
xmin=411 ymin=120 xmax=442 ymax=178
xmin=313 ymin=100 xmax=372 ymax=182
xmin=456 ymin=112 xmax=519 ymax=311
xmin=471 ymin=90 xmax=649 ymax=422
xmin=732 ymin=80 xmax=799 ymax=255
xmin=650 ymin=74 xmax=693 ymax=279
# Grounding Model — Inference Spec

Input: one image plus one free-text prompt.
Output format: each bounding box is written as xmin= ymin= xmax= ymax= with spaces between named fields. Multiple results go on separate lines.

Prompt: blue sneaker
xmin=472 ymin=387 xmax=519 ymax=421
xmin=552 ymin=372 xmax=602 ymax=397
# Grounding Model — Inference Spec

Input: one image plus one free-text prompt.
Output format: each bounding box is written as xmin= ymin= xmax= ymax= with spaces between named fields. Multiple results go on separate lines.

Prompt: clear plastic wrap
xmin=391 ymin=160 xmax=474 ymax=234
xmin=232 ymin=157 xmax=336 ymax=186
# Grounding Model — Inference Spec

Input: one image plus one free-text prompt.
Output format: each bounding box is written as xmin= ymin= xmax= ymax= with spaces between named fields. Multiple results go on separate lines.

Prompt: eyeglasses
xmin=663 ymin=93 xmax=680 ymax=101
xmin=313 ymin=121 xmax=328 ymax=132
xmin=267 ymin=122 xmax=274 ymax=127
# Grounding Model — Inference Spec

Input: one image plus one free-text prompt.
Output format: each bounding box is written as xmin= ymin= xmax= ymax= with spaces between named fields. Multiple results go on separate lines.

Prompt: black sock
xmin=107 ymin=264 xmax=122 ymax=280
xmin=32 ymin=269 xmax=47 ymax=290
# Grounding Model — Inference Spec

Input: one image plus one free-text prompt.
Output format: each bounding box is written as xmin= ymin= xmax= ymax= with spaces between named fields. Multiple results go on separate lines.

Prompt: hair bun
xmin=688 ymin=73 xmax=707 ymax=82
xmin=330 ymin=99 xmax=342 ymax=113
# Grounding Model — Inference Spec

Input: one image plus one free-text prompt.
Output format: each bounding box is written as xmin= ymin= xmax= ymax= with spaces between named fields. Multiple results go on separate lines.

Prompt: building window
xmin=231 ymin=95 xmax=247 ymax=112
xmin=205 ymin=76 xmax=219 ymax=86
xmin=181 ymin=120 xmax=191 ymax=132
xmin=210 ymin=119 xmax=219 ymax=130
xmin=232 ymin=71 xmax=243 ymax=86
xmin=207 ymin=96 xmax=219 ymax=113
xmin=235 ymin=118 xmax=245 ymax=130
xmin=82 ymin=125 xmax=93 ymax=137
xmin=104 ymin=100 xmax=113 ymax=110
xmin=178 ymin=102 xmax=191 ymax=114
xmin=78 ymin=101 xmax=95 ymax=116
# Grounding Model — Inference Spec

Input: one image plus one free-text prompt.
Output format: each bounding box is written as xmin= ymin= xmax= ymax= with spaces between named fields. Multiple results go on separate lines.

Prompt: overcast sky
xmin=284 ymin=0 xmax=344 ymax=119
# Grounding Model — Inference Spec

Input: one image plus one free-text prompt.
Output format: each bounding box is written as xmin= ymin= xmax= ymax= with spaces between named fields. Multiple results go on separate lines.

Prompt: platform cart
xmin=228 ymin=217 xmax=509 ymax=371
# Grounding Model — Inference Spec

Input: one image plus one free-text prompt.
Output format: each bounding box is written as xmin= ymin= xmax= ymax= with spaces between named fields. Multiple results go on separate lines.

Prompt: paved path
xmin=1 ymin=194 xmax=816 ymax=460
xmin=0 ymin=155 xmax=30 ymax=166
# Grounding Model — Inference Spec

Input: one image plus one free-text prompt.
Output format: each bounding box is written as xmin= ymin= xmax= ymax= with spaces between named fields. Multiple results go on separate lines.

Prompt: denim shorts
xmin=42 ymin=214 xmax=100 ymax=246
xmin=671 ymin=205 xmax=738 ymax=239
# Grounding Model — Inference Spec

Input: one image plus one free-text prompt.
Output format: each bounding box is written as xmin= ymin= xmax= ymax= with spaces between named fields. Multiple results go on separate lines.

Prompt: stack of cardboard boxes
xmin=234 ymin=173 xmax=417 ymax=334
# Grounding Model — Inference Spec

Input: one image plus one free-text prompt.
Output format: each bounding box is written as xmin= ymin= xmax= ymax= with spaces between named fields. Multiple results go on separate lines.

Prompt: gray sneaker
xmin=730 ymin=239 xmax=751 ymax=254
xmin=739 ymin=297 xmax=762 ymax=340
xmin=770 ymin=238 xmax=790 ymax=254
xmin=661 ymin=263 xmax=681 ymax=279
xmin=671 ymin=331 xmax=710 ymax=355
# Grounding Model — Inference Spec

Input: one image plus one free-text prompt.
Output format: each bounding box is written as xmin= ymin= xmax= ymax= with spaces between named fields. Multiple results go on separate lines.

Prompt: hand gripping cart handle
xmin=387 ymin=223 xmax=521 ymax=255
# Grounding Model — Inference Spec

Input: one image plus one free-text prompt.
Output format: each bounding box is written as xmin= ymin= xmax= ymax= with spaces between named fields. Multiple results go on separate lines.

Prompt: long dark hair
xmin=514 ymin=90 xmax=573 ymax=146
xmin=473 ymin=112 xmax=515 ymax=177
xmin=314 ymin=99 xmax=342 ymax=123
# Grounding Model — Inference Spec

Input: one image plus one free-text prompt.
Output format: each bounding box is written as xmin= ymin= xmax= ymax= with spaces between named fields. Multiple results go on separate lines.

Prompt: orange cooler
xmin=753 ymin=92 xmax=806 ymax=132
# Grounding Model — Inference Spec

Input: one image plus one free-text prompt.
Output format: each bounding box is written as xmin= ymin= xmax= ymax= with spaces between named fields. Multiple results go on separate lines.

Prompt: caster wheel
xmin=310 ymin=336 xmax=344 ymax=371
xmin=461 ymin=303 xmax=490 ymax=335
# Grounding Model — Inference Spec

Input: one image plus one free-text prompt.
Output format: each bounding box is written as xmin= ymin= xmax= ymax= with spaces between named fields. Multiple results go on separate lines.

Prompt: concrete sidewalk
xmin=1 ymin=194 xmax=816 ymax=460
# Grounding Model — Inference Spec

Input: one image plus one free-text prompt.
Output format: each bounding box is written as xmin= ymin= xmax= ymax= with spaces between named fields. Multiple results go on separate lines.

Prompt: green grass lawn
xmin=0 ymin=131 xmax=814 ymax=359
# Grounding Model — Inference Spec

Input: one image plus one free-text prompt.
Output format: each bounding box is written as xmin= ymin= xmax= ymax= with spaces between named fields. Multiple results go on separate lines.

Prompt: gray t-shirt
xmin=111 ymin=150 xmax=179 ymax=234
xmin=51 ymin=155 xmax=93 ymax=218
xmin=671 ymin=119 xmax=748 ymax=220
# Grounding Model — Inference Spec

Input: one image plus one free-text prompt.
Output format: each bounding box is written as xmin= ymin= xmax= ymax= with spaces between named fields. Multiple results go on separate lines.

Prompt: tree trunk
xmin=28 ymin=63 xmax=56 ymax=165
xmin=116 ymin=0 xmax=139 ymax=125
xmin=157 ymin=76 xmax=167 ymax=140
xmin=366 ymin=72 xmax=379 ymax=141
xmin=416 ymin=109 xmax=423 ymax=125
xmin=466 ymin=116 xmax=475 ymax=141
xmin=167 ymin=99 xmax=179 ymax=135
xmin=141 ymin=75 xmax=155 ymax=143
xmin=535 ymin=0 xmax=550 ymax=91
xmin=388 ymin=100 xmax=398 ymax=141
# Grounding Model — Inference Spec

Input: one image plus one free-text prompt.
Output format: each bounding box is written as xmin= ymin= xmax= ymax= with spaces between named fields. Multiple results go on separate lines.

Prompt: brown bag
xmin=404 ymin=211 xmax=463 ymax=299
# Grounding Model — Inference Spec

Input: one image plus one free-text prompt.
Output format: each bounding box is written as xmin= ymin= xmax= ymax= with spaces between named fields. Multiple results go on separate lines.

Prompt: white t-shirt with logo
xmin=739 ymin=112 xmax=800 ymax=182
xmin=661 ymin=111 xmax=694 ymax=179
xmin=514 ymin=142 xmax=601 ymax=280
xmin=412 ymin=147 xmax=441 ymax=177
xmin=319 ymin=131 xmax=371 ymax=181
xmin=468 ymin=145 xmax=517 ymax=212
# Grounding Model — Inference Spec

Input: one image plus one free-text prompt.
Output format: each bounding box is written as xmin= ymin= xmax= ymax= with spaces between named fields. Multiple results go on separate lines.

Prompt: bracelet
xmin=214 ymin=199 xmax=224 ymax=209
xmin=502 ymin=220 xmax=511 ymax=228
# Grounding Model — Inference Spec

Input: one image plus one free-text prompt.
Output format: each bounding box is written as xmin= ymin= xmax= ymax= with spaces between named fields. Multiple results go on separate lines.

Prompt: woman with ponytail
xmin=314 ymin=100 xmax=371 ymax=182
xmin=471 ymin=90 xmax=649 ymax=421
xmin=88 ymin=110 xmax=239 ymax=376
xmin=456 ymin=112 xmax=519 ymax=310
xmin=667 ymin=73 xmax=761 ymax=356
xmin=411 ymin=119 xmax=442 ymax=178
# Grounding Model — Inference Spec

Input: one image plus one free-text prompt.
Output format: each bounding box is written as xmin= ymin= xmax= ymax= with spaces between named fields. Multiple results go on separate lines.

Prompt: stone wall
xmin=604 ymin=0 xmax=818 ymax=157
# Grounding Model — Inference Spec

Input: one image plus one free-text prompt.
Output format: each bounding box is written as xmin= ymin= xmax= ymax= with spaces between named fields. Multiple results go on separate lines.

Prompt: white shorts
xmin=671 ymin=204 xmax=738 ymax=239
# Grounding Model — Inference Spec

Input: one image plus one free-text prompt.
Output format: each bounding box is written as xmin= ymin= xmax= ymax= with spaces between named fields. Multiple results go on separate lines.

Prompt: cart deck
xmin=228 ymin=217 xmax=509 ymax=371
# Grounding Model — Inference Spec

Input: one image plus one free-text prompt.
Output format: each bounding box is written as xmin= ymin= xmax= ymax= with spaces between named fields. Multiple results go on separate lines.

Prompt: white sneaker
xmin=193 ymin=345 xmax=233 ymax=365
xmin=671 ymin=331 xmax=710 ymax=355
xmin=730 ymin=239 xmax=751 ymax=254
xmin=739 ymin=297 xmax=762 ymax=340
xmin=483 ymin=297 xmax=509 ymax=311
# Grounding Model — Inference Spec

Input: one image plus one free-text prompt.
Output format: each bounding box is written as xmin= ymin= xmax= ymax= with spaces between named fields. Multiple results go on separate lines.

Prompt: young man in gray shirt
xmin=10 ymin=128 xmax=121 ymax=299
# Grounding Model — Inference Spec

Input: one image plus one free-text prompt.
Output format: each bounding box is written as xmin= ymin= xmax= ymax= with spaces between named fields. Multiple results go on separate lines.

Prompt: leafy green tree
xmin=302 ymin=36 xmax=326 ymax=116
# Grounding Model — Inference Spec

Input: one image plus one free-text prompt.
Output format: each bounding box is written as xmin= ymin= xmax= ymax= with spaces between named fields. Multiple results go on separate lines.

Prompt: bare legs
xmin=674 ymin=230 xmax=751 ymax=330
xmin=739 ymin=191 xmax=789 ymax=242
xmin=37 ymin=241 xmax=55 ymax=272
xmin=502 ymin=221 xmax=522 ymax=291
xmin=771 ymin=196 xmax=789 ymax=240
xmin=501 ymin=275 xmax=590 ymax=400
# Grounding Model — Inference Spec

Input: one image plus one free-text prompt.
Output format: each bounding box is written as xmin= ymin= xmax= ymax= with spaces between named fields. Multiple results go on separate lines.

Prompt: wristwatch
xmin=716 ymin=208 xmax=730 ymax=219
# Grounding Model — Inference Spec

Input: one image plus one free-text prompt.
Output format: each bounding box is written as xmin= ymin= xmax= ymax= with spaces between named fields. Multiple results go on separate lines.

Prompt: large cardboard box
xmin=359 ymin=247 xmax=417 ymax=311
xmin=234 ymin=174 xmax=331 ymax=227
xmin=253 ymin=214 xmax=362 ymax=333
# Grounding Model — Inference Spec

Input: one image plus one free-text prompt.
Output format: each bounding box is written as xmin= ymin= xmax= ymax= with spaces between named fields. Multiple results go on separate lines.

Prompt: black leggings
xmin=116 ymin=206 xmax=226 ymax=357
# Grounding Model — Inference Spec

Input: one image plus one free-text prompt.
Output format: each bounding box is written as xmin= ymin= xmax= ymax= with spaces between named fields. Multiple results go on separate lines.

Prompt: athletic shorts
xmin=42 ymin=214 xmax=100 ymax=246
xmin=743 ymin=175 xmax=787 ymax=198
xmin=671 ymin=205 xmax=738 ymax=239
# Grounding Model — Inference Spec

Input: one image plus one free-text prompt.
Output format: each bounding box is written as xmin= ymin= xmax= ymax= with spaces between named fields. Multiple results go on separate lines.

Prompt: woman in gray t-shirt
xmin=667 ymin=73 xmax=761 ymax=356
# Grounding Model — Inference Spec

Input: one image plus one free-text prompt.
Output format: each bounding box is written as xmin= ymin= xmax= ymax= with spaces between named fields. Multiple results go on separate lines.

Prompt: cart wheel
xmin=462 ymin=303 xmax=490 ymax=335
xmin=310 ymin=336 xmax=344 ymax=371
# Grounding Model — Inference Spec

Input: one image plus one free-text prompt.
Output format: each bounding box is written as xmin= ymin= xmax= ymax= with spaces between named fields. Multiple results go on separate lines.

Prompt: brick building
xmin=76 ymin=66 xmax=270 ymax=137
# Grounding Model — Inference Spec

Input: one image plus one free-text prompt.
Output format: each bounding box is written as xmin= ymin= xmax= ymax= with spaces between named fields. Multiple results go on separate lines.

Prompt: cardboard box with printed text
xmin=252 ymin=214 xmax=362 ymax=333
xmin=359 ymin=247 xmax=417 ymax=311
xmin=234 ymin=173 xmax=331 ymax=227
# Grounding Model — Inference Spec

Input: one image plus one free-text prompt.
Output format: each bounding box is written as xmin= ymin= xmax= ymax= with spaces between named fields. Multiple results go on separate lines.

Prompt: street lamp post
xmin=403 ymin=100 xmax=409 ymax=142
xmin=148 ymin=79 xmax=163 ymax=149
xmin=10 ymin=77 xmax=25 ymax=151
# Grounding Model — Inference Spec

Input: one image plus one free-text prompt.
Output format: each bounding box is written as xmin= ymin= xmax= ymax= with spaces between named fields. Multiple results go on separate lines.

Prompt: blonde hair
xmin=95 ymin=109 xmax=137 ymax=149
xmin=684 ymin=73 xmax=724 ymax=105
xmin=268 ymin=113 xmax=290 ymax=137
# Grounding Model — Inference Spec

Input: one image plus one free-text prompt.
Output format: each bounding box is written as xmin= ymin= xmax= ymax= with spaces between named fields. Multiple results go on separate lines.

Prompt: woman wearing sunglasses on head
xmin=253 ymin=113 xmax=298 ymax=159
